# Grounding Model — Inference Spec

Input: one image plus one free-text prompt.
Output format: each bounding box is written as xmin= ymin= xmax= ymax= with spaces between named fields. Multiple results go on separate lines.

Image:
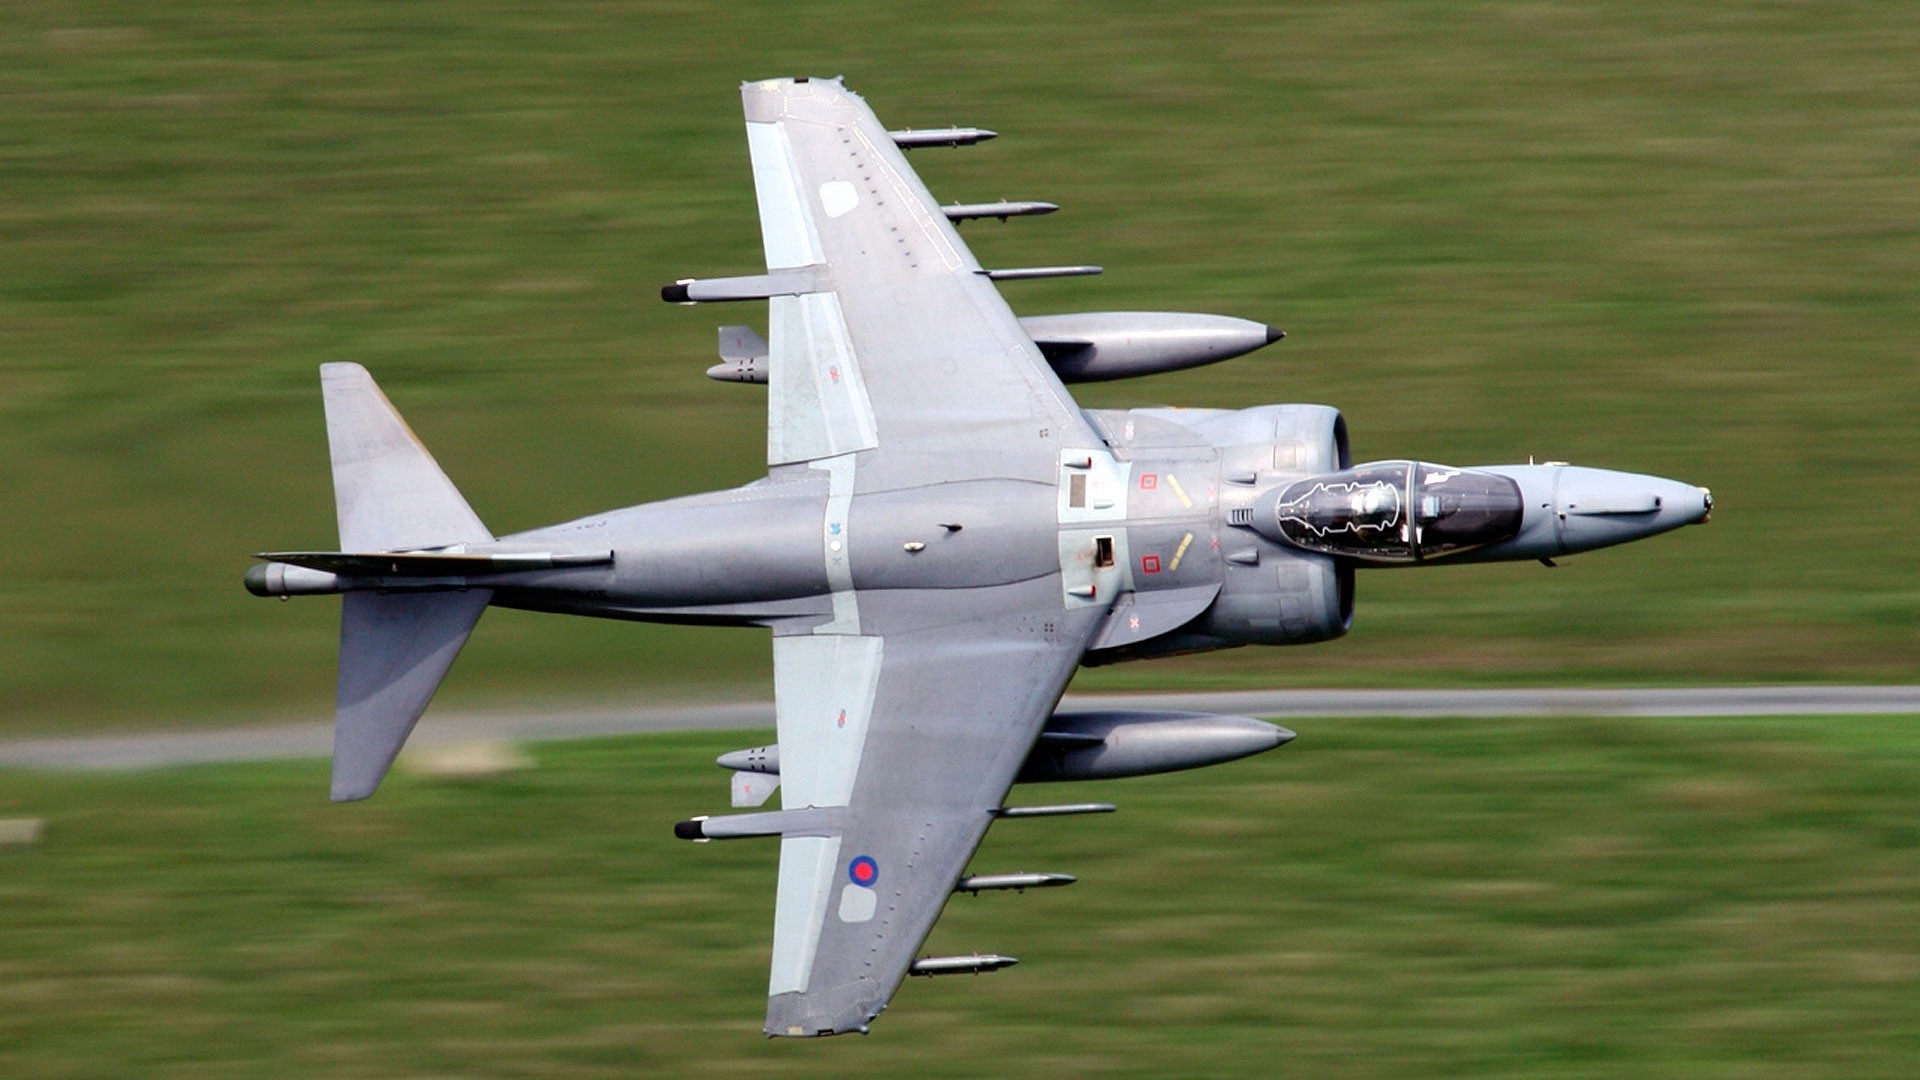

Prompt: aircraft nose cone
xmin=1554 ymin=469 xmax=1712 ymax=553
xmin=1650 ymin=478 xmax=1714 ymax=529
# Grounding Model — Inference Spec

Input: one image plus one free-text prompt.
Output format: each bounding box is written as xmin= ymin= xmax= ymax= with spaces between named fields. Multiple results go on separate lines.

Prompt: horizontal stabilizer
xmin=332 ymin=588 xmax=490 ymax=802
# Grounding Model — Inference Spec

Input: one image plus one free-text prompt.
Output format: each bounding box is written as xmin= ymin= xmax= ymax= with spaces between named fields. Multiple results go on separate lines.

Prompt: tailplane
xmin=317 ymin=363 xmax=491 ymax=801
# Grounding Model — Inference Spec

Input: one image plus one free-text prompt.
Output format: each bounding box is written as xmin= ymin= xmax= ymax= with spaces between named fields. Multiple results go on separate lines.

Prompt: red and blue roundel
xmin=847 ymin=855 xmax=879 ymax=887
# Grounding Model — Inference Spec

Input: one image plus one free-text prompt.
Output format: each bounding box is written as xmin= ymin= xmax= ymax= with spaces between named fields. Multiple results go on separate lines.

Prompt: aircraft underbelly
xmin=846 ymin=478 xmax=1057 ymax=590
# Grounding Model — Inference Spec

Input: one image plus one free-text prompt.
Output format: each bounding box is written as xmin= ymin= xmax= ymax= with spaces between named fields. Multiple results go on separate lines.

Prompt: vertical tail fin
xmin=319 ymin=363 xmax=492 ymax=801
xmin=332 ymin=589 xmax=490 ymax=801
xmin=322 ymin=362 xmax=491 ymax=552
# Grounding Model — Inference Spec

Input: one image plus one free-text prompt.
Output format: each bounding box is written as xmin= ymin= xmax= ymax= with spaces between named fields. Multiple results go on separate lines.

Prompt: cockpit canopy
xmin=1255 ymin=461 xmax=1524 ymax=563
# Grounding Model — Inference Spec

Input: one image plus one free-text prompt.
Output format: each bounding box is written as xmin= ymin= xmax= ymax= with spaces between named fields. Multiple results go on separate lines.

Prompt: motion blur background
xmin=3 ymin=3 xmax=1916 ymax=1076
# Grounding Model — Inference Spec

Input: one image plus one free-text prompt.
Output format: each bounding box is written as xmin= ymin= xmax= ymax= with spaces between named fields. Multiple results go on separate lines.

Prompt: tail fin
xmin=319 ymin=363 xmax=492 ymax=801
xmin=333 ymin=590 xmax=489 ymax=800
xmin=323 ymin=362 xmax=491 ymax=551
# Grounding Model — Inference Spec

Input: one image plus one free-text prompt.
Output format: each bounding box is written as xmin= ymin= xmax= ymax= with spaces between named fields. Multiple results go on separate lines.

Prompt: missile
xmin=888 ymin=126 xmax=996 ymax=149
xmin=982 ymin=265 xmax=1103 ymax=281
xmin=908 ymin=954 xmax=1018 ymax=976
xmin=955 ymin=872 xmax=1077 ymax=894
xmin=943 ymin=200 xmax=1059 ymax=222
xmin=992 ymin=803 xmax=1117 ymax=818
xmin=716 ymin=744 xmax=778 ymax=773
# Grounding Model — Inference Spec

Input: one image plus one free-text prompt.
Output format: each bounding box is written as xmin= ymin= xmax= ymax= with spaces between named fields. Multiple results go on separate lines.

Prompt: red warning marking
xmin=1139 ymin=473 xmax=1158 ymax=490
xmin=1141 ymin=555 xmax=1161 ymax=573
xmin=836 ymin=709 xmax=847 ymax=728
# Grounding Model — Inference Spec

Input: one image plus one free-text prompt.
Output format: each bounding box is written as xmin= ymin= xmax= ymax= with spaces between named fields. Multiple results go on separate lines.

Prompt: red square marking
xmin=1139 ymin=473 xmax=1158 ymax=490
xmin=1141 ymin=555 xmax=1161 ymax=573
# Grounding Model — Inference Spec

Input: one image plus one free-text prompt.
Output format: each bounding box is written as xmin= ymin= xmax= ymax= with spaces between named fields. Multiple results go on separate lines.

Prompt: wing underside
xmin=738 ymin=77 xmax=1097 ymax=479
xmin=761 ymin=589 xmax=1104 ymax=1037
xmin=724 ymin=77 xmax=1111 ymax=1036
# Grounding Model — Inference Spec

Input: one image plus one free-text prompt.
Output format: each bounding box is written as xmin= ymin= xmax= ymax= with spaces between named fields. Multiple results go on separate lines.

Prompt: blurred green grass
xmin=3 ymin=2 xmax=1917 ymax=733
xmin=4 ymin=715 xmax=1920 ymax=1078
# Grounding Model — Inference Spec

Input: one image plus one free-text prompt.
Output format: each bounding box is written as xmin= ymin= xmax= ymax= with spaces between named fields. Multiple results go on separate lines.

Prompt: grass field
xmin=3 ymin=1 xmax=1916 ymax=734
xmin=6 ymin=9 xmax=1916 ymax=1073
xmin=5 ymin=715 xmax=1920 ymax=1078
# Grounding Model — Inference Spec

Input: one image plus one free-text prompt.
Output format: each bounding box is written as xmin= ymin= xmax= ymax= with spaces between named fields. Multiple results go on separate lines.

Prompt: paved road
xmin=3 ymin=686 xmax=1917 ymax=772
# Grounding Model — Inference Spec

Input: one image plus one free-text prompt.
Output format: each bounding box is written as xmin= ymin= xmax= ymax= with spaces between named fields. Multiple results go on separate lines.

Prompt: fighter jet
xmin=247 ymin=77 xmax=1711 ymax=1037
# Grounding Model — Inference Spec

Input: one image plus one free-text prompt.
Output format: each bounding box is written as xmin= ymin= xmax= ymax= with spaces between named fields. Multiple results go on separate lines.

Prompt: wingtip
xmin=329 ymin=779 xmax=377 ymax=803
xmin=319 ymin=360 xmax=370 ymax=383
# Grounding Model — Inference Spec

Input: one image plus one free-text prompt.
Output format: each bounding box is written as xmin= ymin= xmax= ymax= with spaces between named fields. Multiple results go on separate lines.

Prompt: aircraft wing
xmin=730 ymin=76 xmax=1099 ymax=481
xmin=754 ymin=587 xmax=1105 ymax=1037
xmin=690 ymin=78 xmax=1117 ymax=1036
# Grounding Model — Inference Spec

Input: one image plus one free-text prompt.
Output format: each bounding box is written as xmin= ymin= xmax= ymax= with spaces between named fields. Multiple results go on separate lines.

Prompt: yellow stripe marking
xmin=1168 ymin=532 xmax=1194 ymax=571
xmin=1166 ymin=473 xmax=1194 ymax=509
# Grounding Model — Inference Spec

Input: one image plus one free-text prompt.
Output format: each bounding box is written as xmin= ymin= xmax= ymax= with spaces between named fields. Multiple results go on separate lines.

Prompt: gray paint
xmin=244 ymin=77 xmax=1711 ymax=1036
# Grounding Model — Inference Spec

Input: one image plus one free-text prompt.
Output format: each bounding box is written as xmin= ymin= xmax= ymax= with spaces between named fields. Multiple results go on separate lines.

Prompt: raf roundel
xmin=847 ymin=855 xmax=879 ymax=888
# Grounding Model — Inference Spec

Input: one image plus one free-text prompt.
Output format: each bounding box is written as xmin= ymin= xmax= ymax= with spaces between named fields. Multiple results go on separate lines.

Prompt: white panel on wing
xmin=745 ymin=122 xmax=824 ymax=270
xmin=837 ymin=882 xmax=877 ymax=923
xmin=772 ymin=633 xmax=884 ymax=809
xmin=769 ymin=834 xmax=842 ymax=995
xmin=819 ymin=180 xmax=859 ymax=218
xmin=767 ymin=291 xmax=878 ymax=465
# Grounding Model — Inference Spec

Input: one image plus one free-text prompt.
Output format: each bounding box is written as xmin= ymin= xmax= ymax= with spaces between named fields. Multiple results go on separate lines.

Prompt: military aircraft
xmin=247 ymin=77 xmax=1711 ymax=1037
